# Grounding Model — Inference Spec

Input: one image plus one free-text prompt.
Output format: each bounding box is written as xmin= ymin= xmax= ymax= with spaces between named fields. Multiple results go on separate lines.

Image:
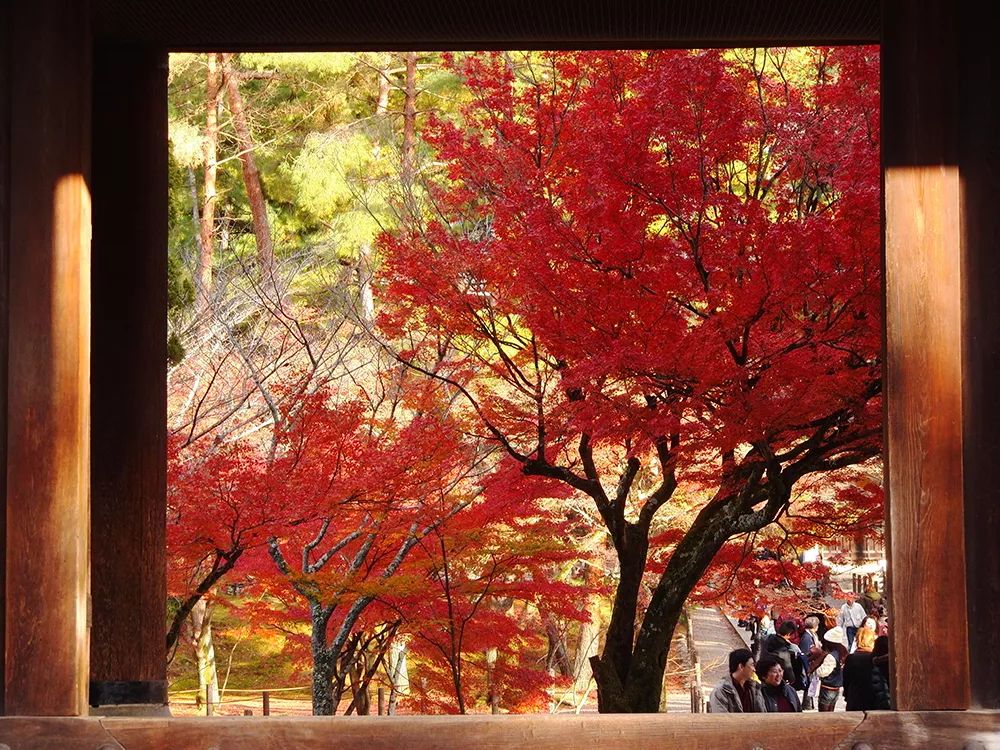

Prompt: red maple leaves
xmin=377 ymin=47 xmax=881 ymax=711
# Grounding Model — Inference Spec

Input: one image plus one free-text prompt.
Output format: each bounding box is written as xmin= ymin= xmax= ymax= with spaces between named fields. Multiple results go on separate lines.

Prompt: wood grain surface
xmin=89 ymin=43 xmax=168 ymax=695
xmin=4 ymin=0 xmax=92 ymax=716
xmin=882 ymin=1 xmax=970 ymax=711
xmin=0 ymin=712 xmax=997 ymax=750
xmin=954 ymin=12 xmax=1000 ymax=711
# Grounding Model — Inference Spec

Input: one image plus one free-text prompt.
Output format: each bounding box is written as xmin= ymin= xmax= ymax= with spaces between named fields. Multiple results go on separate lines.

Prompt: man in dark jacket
xmin=764 ymin=621 xmax=806 ymax=691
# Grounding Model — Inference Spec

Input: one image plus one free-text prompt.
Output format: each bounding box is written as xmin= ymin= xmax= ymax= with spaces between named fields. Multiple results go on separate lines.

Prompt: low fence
xmin=170 ymin=685 xmax=313 ymax=717
xmin=683 ymin=608 xmax=706 ymax=713
xmin=169 ymin=685 xmax=410 ymax=717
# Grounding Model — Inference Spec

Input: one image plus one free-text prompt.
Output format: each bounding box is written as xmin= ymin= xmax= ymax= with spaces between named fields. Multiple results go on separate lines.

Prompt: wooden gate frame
xmin=2 ymin=0 xmax=998 ymax=746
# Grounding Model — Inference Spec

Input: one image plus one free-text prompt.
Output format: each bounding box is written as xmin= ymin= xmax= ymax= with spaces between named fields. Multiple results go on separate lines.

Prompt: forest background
xmin=165 ymin=47 xmax=882 ymax=715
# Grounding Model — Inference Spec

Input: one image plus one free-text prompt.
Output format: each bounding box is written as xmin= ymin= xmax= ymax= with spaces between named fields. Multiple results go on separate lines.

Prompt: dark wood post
xmin=4 ymin=0 xmax=92 ymax=716
xmin=883 ymin=0 xmax=971 ymax=711
xmin=0 ymin=0 xmax=12 ymax=716
xmin=957 ymin=4 xmax=1000 ymax=711
xmin=88 ymin=43 xmax=169 ymax=713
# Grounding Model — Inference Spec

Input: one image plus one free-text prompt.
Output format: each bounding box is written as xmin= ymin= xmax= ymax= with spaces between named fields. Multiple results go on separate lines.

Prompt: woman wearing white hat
xmin=815 ymin=626 xmax=849 ymax=711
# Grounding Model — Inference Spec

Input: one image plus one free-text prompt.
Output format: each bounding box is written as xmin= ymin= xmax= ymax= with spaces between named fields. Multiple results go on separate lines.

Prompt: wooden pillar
xmin=958 ymin=8 xmax=1000 ymax=710
xmin=882 ymin=1 xmax=970 ymax=710
xmin=0 ymin=0 xmax=12 ymax=717
xmin=4 ymin=0 xmax=92 ymax=716
xmin=89 ymin=44 xmax=168 ymax=711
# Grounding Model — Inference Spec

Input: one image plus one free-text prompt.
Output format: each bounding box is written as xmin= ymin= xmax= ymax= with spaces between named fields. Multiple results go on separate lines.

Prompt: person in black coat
xmin=842 ymin=647 xmax=876 ymax=710
xmin=763 ymin=621 xmax=806 ymax=691
xmin=843 ymin=634 xmax=892 ymax=710
xmin=870 ymin=635 xmax=891 ymax=710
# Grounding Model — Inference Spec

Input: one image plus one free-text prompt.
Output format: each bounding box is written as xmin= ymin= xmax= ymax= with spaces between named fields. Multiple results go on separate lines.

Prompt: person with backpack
xmin=763 ymin=621 xmax=807 ymax=694
xmin=799 ymin=615 xmax=823 ymax=710
xmin=815 ymin=626 xmax=850 ymax=711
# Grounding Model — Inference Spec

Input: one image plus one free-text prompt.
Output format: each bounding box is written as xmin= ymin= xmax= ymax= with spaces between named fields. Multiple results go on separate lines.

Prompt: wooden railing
xmin=683 ymin=608 xmax=706 ymax=713
xmin=1 ymin=712 xmax=997 ymax=749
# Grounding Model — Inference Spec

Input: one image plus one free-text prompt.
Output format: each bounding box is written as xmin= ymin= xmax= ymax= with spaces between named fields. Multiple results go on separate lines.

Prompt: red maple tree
xmin=378 ymin=47 xmax=881 ymax=712
xmin=231 ymin=372 xmax=504 ymax=714
xmin=391 ymin=460 xmax=590 ymax=713
xmin=165 ymin=378 xmax=377 ymax=656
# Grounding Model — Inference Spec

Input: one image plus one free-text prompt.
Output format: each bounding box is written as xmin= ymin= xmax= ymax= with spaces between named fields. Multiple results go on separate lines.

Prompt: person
xmin=860 ymin=587 xmax=881 ymax=616
xmin=756 ymin=655 xmax=802 ymax=712
xmin=708 ymin=648 xmax=766 ymax=713
xmin=875 ymin=604 xmax=890 ymax=637
xmin=799 ymin=615 xmax=823 ymax=710
xmin=756 ymin=613 xmax=775 ymax=659
xmin=742 ymin=614 xmax=761 ymax=660
xmin=763 ymin=621 xmax=807 ymax=693
xmin=837 ymin=592 xmax=867 ymax=651
xmin=815 ymin=626 xmax=849 ymax=711
xmin=871 ymin=635 xmax=891 ymax=710
xmin=855 ymin=616 xmax=877 ymax=653
xmin=842 ymin=635 xmax=877 ymax=710
xmin=844 ymin=632 xmax=893 ymax=711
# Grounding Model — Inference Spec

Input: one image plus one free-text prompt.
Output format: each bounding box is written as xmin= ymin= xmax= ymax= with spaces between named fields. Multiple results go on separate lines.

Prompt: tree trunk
xmin=387 ymin=640 xmax=408 ymax=714
xmin=375 ymin=59 xmax=391 ymax=117
xmin=196 ymin=53 xmax=221 ymax=314
xmin=545 ymin=620 xmax=572 ymax=678
xmin=591 ymin=499 xmax=754 ymax=712
xmin=571 ymin=567 xmax=604 ymax=704
xmin=449 ymin=652 xmax=466 ymax=714
xmin=357 ymin=243 xmax=375 ymax=327
xmin=485 ymin=647 xmax=499 ymax=714
xmin=311 ymin=650 xmax=337 ymax=716
xmin=309 ymin=603 xmax=343 ymax=715
xmin=221 ymin=53 xmax=275 ymax=283
xmin=191 ymin=598 xmax=219 ymax=715
xmin=400 ymin=51 xmax=417 ymax=208
xmin=186 ymin=166 xmax=200 ymax=268
xmin=165 ymin=548 xmax=243 ymax=656
xmin=399 ymin=52 xmax=417 ymax=220
xmin=349 ymin=651 xmax=371 ymax=715
xmin=597 ymin=525 xmax=649 ymax=693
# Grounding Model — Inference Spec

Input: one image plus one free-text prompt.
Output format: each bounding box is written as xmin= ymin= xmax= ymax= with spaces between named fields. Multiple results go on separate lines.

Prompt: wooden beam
xmin=839 ymin=710 xmax=1000 ymax=750
xmin=0 ymin=0 xmax=12 ymax=717
xmin=89 ymin=43 xmax=168 ymax=710
xmin=0 ymin=712 xmax=998 ymax=749
xmin=957 ymin=10 xmax=1000 ymax=710
xmin=89 ymin=0 xmax=881 ymax=50
xmin=882 ymin=1 xmax=970 ymax=710
xmin=0 ymin=714 xmax=865 ymax=749
xmin=4 ymin=0 xmax=92 ymax=716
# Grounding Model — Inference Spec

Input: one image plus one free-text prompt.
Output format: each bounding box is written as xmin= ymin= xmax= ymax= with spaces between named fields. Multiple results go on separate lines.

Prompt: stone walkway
xmin=688 ymin=606 xmax=750 ymax=703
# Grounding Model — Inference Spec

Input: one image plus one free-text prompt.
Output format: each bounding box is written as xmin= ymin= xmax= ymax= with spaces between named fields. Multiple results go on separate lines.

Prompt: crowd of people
xmin=713 ymin=590 xmax=891 ymax=713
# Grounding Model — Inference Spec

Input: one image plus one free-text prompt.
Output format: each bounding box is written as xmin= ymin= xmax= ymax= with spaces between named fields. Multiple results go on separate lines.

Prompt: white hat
xmin=824 ymin=626 xmax=847 ymax=647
